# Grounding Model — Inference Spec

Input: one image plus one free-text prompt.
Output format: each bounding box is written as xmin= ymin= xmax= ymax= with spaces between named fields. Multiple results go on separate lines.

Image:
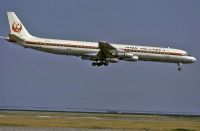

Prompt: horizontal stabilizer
xmin=8 ymin=34 xmax=25 ymax=42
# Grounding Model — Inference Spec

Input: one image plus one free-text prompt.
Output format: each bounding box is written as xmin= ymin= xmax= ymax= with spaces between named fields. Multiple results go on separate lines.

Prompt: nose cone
xmin=190 ymin=57 xmax=197 ymax=63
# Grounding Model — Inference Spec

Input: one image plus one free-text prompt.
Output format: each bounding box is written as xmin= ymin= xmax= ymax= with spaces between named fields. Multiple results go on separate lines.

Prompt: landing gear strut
xmin=92 ymin=61 xmax=108 ymax=66
xmin=178 ymin=63 xmax=182 ymax=71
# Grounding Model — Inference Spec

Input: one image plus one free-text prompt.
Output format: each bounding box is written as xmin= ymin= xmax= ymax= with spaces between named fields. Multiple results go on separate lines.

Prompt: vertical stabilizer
xmin=7 ymin=12 xmax=32 ymax=39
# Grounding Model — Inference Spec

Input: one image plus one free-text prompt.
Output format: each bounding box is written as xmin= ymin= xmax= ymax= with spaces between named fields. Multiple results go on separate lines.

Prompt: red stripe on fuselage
xmin=24 ymin=40 xmax=185 ymax=56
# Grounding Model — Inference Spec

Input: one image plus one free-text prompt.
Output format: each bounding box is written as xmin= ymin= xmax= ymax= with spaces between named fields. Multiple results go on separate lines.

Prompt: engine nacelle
xmin=106 ymin=58 xmax=119 ymax=63
xmin=112 ymin=52 xmax=133 ymax=58
xmin=123 ymin=56 xmax=138 ymax=61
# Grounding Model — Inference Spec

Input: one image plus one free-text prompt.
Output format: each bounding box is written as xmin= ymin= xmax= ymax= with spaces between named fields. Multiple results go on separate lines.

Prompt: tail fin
xmin=7 ymin=12 xmax=32 ymax=39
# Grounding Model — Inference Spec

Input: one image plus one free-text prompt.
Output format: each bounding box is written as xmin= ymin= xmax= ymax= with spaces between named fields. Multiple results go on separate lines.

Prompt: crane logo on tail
xmin=12 ymin=22 xmax=22 ymax=32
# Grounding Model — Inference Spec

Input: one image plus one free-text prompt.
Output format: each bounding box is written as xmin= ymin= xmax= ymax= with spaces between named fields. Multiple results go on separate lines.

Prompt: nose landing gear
xmin=178 ymin=63 xmax=182 ymax=71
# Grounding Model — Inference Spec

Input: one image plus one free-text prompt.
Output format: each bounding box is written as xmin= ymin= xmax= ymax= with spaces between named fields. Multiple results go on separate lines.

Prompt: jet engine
xmin=106 ymin=58 xmax=119 ymax=63
xmin=112 ymin=52 xmax=133 ymax=58
xmin=123 ymin=56 xmax=138 ymax=61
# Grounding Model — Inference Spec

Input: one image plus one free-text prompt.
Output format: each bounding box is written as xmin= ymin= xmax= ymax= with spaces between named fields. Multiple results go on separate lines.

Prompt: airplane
xmin=0 ymin=12 xmax=196 ymax=71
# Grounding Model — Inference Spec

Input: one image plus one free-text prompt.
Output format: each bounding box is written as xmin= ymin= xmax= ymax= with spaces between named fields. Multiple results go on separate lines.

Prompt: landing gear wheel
xmin=92 ymin=62 xmax=97 ymax=66
xmin=92 ymin=61 xmax=108 ymax=67
xmin=177 ymin=63 xmax=182 ymax=71
xmin=97 ymin=63 xmax=101 ymax=66
xmin=104 ymin=62 xmax=108 ymax=66
xmin=99 ymin=62 xmax=104 ymax=66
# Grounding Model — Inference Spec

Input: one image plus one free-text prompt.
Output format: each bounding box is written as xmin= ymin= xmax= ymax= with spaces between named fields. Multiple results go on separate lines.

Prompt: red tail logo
xmin=12 ymin=22 xmax=22 ymax=33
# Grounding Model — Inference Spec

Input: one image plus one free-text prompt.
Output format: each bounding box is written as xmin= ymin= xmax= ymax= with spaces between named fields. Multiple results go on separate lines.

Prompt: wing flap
xmin=98 ymin=41 xmax=117 ymax=51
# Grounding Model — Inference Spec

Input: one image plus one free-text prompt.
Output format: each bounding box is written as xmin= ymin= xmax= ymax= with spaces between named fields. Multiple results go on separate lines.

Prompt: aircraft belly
xmin=138 ymin=54 xmax=184 ymax=63
xmin=69 ymin=48 xmax=98 ymax=56
xmin=42 ymin=48 xmax=68 ymax=55
xmin=29 ymin=46 xmax=70 ymax=55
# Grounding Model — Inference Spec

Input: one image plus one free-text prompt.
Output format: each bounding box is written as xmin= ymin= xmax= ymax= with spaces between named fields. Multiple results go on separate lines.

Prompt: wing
xmin=99 ymin=41 xmax=117 ymax=51
xmin=93 ymin=41 xmax=123 ymax=61
xmin=83 ymin=42 xmax=137 ymax=64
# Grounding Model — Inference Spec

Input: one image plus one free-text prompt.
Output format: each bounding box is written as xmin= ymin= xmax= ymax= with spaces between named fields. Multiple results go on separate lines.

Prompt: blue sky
xmin=0 ymin=0 xmax=200 ymax=114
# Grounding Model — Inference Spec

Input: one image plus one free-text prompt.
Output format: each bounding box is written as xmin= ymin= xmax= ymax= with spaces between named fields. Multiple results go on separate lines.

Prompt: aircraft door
xmin=38 ymin=41 xmax=42 ymax=48
xmin=66 ymin=42 xmax=71 ymax=53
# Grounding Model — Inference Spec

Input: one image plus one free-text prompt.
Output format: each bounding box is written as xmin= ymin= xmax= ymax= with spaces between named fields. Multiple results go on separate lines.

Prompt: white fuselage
xmin=13 ymin=36 xmax=196 ymax=64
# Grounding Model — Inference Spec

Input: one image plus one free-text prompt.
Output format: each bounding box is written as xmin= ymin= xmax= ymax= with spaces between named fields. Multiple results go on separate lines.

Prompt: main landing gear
xmin=92 ymin=61 xmax=109 ymax=66
xmin=178 ymin=63 xmax=182 ymax=71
